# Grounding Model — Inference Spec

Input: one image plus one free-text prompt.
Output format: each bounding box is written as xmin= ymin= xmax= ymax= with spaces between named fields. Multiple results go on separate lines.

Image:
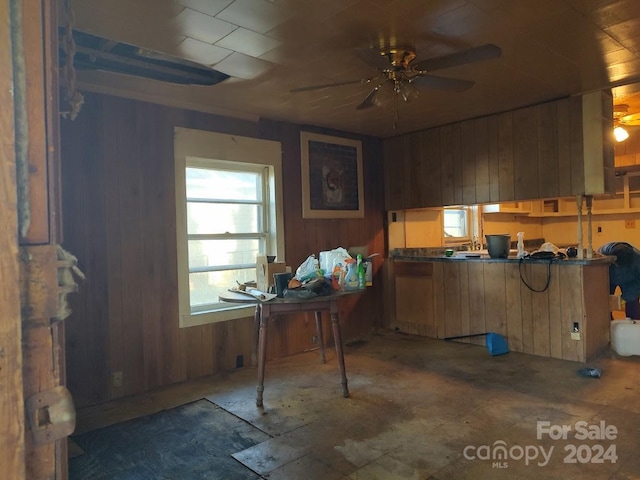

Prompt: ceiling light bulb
xmin=614 ymin=125 xmax=629 ymax=142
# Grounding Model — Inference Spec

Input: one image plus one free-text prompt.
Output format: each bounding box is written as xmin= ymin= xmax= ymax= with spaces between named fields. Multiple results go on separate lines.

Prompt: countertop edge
xmin=390 ymin=255 xmax=613 ymax=265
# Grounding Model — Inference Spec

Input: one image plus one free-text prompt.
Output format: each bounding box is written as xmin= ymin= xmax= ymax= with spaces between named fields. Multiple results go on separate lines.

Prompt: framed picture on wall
xmin=300 ymin=131 xmax=364 ymax=219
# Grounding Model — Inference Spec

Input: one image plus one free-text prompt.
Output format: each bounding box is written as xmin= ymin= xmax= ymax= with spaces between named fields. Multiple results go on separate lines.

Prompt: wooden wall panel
xmin=452 ymin=123 xmax=464 ymax=205
xmin=423 ymin=129 xmax=442 ymax=206
xmin=62 ymin=93 xmax=385 ymax=408
xmin=547 ymin=265 xmax=563 ymax=360
xmin=461 ymin=120 xmax=476 ymax=205
xmin=474 ymin=117 xmax=490 ymax=204
xmin=443 ymin=263 xmax=462 ymax=338
xmin=530 ymin=265 xmax=551 ymax=357
xmin=439 ymin=125 xmax=455 ymax=206
xmin=484 ymin=263 xmax=506 ymax=335
xmin=62 ymin=99 xmax=112 ymax=408
xmin=504 ymin=264 xmax=523 ymax=352
xmin=537 ymin=101 xmax=560 ymax=198
xmin=487 ymin=116 xmax=500 ymax=202
xmin=498 ymin=112 xmax=515 ymax=201
xmin=556 ymin=98 xmax=573 ymax=196
xmin=391 ymin=260 xmax=606 ymax=363
xmin=433 ymin=262 xmax=445 ymax=339
xmin=569 ymin=96 xmax=585 ymax=196
xmin=408 ymin=132 xmax=425 ymax=208
xmin=20 ymin=0 xmax=49 ymax=243
xmin=513 ymin=105 xmax=540 ymax=200
xmin=0 ymin=0 xmax=24 ymax=475
xmin=458 ymin=262 xmax=471 ymax=341
xmin=383 ymin=95 xmax=607 ymax=209
xmin=559 ymin=266 xmax=584 ymax=362
xmin=467 ymin=262 xmax=486 ymax=345
xmin=384 ymin=136 xmax=403 ymax=210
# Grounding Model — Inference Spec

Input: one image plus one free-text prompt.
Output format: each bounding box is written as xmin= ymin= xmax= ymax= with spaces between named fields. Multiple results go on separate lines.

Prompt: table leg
xmin=330 ymin=306 xmax=349 ymax=398
xmin=256 ymin=305 xmax=269 ymax=407
xmin=251 ymin=304 xmax=261 ymax=367
xmin=314 ymin=311 xmax=326 ymax=364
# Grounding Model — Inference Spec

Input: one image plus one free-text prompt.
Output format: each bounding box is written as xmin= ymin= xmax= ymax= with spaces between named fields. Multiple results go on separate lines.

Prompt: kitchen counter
xmin=391 ymin=251 xmax=613 ymax=265
xmin=389 ymin=253 xmax=612 ymax=362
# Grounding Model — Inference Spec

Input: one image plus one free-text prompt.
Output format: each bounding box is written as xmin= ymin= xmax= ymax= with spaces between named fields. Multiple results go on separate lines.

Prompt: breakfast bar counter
xmin=390 ymin=251 xmax=613 ymax=362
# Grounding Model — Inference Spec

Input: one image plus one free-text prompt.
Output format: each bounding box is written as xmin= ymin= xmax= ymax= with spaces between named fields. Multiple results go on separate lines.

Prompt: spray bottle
xmin=517 ymin=232 xmax=525 ymax=258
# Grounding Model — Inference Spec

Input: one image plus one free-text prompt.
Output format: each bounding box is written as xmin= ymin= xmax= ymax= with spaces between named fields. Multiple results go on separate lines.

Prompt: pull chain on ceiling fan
xmin=291 ymin=43 xmax=502 ymax=127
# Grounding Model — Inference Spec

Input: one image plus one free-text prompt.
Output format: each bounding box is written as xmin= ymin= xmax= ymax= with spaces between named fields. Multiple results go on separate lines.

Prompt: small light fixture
xmin=370 ymin=81 xmax=394 ymax=107
xmin=397 ymin=79 xmax=420 ymax=103
xmin=614 ymin=125 xmax=629 ymax=142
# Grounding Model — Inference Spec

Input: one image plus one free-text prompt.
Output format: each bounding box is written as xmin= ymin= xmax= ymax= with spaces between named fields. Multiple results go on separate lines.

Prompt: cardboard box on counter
xmin=256 ymin=255 xmax=289 ymax=292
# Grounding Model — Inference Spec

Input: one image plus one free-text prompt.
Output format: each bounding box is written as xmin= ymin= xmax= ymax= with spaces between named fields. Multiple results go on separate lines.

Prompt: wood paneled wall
xmin=384 ymin=93 xmax=615 ymax=211
xmin=390 ymin=260 xmax=611 ymax=363
xmin=61 ymin=92 xmax=385 ymax=408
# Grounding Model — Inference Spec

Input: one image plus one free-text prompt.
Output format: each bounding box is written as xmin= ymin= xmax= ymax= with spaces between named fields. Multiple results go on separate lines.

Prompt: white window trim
xmin=174 ymin=127 xmax=284 ymax=328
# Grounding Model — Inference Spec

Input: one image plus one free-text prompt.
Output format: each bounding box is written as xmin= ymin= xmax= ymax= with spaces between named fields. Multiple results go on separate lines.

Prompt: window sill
xmin=179 ymin=304 xmax=256 ymax=328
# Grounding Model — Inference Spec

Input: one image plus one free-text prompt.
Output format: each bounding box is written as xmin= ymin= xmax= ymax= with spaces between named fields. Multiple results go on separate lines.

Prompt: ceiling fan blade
xmin=354 ymin=47 xmax=390 ymax=71
xmin=356 ymin=87 xmax=380 ymax=110
xmin=621 ymin=112 xmax=640 ymax=126
xmin=413 ymin=43 xmax=501 ymax=72
xmin=290 ymin=77 xmax=377 ymax=93
xmin=412 ymin=74 xmax=475 ymax=92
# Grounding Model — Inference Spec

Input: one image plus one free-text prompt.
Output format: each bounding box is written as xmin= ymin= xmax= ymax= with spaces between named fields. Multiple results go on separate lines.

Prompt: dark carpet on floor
xmin=69 ymin=399 xmax=270 ymax=480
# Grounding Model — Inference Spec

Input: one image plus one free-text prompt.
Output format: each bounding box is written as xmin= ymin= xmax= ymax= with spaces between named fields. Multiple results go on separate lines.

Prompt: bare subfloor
xmin=74 ymin=330 xmax=640 ymax=479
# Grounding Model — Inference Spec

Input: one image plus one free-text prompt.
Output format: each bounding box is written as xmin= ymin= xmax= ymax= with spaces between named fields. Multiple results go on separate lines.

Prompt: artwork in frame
xmin=300 ymin=132 xmax=364 ymax=219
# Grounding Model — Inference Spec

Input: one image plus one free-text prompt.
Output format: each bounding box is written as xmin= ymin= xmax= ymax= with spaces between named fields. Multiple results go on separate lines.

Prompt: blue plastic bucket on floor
xmin=486 ymin=332 xmax=509 ymax=356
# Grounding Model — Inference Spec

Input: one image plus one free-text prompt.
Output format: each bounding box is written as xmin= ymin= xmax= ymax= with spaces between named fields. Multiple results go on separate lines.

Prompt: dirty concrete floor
xmin=76 ymin=330 xmax=640 ymax=479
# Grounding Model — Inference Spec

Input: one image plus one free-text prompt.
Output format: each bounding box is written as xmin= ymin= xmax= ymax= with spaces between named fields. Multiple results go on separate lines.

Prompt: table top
xmin=219 ymin=288 xmax=364 ymax=305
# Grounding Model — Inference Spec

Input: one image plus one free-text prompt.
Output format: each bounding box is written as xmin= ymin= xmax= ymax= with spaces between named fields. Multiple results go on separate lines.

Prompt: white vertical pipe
xmin=576 ymin=195 xmax=584 ymax=259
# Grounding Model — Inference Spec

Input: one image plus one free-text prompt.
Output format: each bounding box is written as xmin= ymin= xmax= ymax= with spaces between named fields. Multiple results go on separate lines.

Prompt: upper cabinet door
xmin=383 ymin=92 xmax=614 ymax=210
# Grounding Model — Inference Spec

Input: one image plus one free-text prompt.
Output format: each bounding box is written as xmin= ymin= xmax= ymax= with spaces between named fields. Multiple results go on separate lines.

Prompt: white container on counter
xmin=611 ymin=319 xmax=640 ymax=356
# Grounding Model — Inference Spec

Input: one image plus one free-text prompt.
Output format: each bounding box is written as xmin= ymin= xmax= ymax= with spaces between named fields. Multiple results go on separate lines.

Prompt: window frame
xmin=174 ymin=127 xmax=284 ymax=328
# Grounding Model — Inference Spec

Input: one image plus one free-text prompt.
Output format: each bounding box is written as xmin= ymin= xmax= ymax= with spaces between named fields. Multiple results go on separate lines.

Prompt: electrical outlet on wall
xmin=571 ymin=332 xmax=581 ymax=341
xmin=625 ymin=219 xmax=636 ymax=229
xmin=113 ymin=371 xmax=123 ymax=388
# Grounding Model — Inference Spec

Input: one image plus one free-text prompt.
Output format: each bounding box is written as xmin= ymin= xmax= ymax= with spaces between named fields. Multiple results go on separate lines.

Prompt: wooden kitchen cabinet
xmin=389 ymin=257 xmax=611 ymax=362
xmin=391 ymin=261 xmax=438 ymax=338
xmin=384 ymin=92 xmax=614 ymax=210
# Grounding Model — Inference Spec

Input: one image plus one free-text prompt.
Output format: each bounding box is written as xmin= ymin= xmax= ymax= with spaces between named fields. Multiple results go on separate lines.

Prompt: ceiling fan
xmin=613 ymin=104 xmax=640 ymax=142
xmin=290 ymin=43 xmax=502 ymax=113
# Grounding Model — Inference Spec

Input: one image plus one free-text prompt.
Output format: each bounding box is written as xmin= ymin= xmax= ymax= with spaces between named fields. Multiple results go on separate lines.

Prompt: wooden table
xmin=220 ymin=290 xmax=360 ymax=406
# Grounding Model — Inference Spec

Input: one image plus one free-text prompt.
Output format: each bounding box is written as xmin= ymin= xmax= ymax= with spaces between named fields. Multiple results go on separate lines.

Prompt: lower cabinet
xmin=391 ymin=258 xmax=611 ymax=362
xmin=392 ymin=261 xmax=438 ymax=338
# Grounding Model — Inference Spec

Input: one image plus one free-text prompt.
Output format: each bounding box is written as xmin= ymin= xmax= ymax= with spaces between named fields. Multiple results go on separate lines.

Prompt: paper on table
xmin=228 ymin=288 xmax=277 ymax=302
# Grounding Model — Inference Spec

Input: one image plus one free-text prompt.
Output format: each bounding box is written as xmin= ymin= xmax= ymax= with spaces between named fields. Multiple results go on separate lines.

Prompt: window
xmin=442 ymin=205 xmax=480 ymax=246
xmin=175 ymin=128 xmax=283 ymax=328
xmin=443 ymin=207 xmax=469 ymax=242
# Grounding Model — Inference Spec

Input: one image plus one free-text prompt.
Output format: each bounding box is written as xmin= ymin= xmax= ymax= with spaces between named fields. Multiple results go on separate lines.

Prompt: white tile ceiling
xmin=69 ymin=0 xmax=640 ymax=137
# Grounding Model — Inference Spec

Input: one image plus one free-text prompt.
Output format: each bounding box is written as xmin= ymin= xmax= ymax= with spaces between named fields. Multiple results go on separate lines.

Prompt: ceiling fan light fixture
xmin=371 ymin=81 xmax=394 ymax=107
xmin=614 ymin=125 xmax=629 ymax=142
xmin=398 ymin=79 xmax=419 ymax=103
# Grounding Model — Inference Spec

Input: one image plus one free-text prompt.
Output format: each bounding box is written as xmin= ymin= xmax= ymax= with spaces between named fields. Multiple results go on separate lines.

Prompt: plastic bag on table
xmin=294 ymin=254 xmax=320 ymax=282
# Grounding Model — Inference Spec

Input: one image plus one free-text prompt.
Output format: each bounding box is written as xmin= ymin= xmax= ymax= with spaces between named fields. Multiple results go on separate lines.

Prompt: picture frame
xmin=300 ymin=131 xmax=364 ymax=219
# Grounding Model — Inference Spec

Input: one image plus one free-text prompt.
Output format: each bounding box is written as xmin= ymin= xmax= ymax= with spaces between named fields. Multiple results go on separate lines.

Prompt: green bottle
xmin=357 ymin=254 xmax=366 ymax=289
